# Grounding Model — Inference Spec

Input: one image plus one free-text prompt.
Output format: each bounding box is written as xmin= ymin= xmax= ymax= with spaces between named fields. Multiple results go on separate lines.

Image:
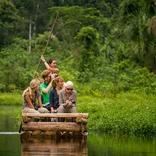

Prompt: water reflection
xmin=1 ymin=105 xmax=156 ymax=155
xmin=21 ymin=135 xmax=88 ymax=156
xmin=0 ymin=134 xmax=21 ymax=156
xmin=0 ymin=105 xmax=21 ymax=132
xmin=88 ymin=133 xmax=156 ymax=155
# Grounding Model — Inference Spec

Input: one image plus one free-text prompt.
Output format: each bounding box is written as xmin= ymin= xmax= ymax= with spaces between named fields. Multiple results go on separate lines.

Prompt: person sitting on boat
xmin=22 ymin=79 xmax=49 ymax=114
xmin=58 ymin=81 xmax=77 ymax=114
xmin=41 ymin=55 xmax=59 ymax=75
xmin=50 ymin=76 xmax=64 ymax=113
xmin=40 ymin=69 xmax=56 ymax=111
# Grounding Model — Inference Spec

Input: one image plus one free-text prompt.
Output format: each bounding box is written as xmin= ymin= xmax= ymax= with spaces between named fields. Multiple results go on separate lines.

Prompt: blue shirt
xmin=50 ymin=88 xmax=59 ymax=109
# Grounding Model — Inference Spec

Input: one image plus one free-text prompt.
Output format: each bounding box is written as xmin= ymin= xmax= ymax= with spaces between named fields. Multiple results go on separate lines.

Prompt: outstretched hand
xmin=34 ymin=71 xmax=39 ymax=78
xmin=41 ymin=55 xmax=45 ymax=61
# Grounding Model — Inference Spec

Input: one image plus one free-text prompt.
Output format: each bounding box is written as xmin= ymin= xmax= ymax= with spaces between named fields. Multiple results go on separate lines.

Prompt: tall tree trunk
xmin=29 ymin=19 xmax=32 ymax=53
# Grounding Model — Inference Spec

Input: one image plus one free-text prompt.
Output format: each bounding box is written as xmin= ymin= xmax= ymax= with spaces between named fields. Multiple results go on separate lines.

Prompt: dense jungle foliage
xmin=1 ymin=0 xmax=156 ymax=134
xmin=1 ymin=0 xmax=156 ymax=94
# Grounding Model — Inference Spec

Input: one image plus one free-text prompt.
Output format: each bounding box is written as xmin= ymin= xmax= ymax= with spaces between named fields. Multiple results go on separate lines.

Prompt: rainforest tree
xmin=0 ymin=0 xmax=19 ymax=49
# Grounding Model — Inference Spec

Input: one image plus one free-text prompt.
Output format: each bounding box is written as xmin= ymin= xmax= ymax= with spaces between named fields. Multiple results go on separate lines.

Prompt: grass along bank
xmin=77 ymin=91 xmax=156 ymax=135
xmin=1 ymin=91 xmax=156 ymax=135
xmin=0 ymin=92 xmax=22 ymax=105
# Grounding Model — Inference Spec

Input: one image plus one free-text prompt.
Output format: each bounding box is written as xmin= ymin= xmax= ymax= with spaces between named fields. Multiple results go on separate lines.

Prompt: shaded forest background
xmin=1 ymin=0 xmax=156 ymax=96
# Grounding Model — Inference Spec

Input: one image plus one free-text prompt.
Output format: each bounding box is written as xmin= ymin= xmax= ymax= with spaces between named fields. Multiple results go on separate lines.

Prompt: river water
xmin=0 ymin=105 xmax=156 ymax=156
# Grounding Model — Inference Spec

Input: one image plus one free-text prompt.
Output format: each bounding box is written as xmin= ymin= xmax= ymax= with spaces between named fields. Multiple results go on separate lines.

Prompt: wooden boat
xmin=21 ymin=112 xmax=88 ymax=138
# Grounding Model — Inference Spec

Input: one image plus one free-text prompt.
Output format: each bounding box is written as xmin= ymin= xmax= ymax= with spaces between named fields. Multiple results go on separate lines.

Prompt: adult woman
xmin=41 ymin=55 xmax=59 ymax=74
xmin=22 ymin=79 xmax=49 ymax=114
xmin=50 ymin=76 xmax=64 ymax=113
xmin=58 ymin=81 xmax=77 ymax=113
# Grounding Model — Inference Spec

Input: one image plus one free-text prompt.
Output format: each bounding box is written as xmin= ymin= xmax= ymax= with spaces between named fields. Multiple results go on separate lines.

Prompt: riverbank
xmin=78 ymin=91 xmax=156 ymax=135
xmin=0 ymin=92 xmax=22 ymax=105
xmin=1 ymin=92 xmax=156 ymax=135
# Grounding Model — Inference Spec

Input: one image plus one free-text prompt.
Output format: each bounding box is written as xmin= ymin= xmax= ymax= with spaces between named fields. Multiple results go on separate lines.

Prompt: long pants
xmin=57 ymin=106 xmax=77 ymax=113
xmin=22 ymin=107 xmax=49 ymax=113
xmin=57 ymin=106 xmax=77 ymax=122
xmin=22 ymin=107 xmax=50 ymax=122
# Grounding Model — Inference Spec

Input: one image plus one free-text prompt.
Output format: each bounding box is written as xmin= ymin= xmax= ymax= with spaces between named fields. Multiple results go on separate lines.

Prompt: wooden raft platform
xmin=21 ymin=113 xmax=88 ymax=138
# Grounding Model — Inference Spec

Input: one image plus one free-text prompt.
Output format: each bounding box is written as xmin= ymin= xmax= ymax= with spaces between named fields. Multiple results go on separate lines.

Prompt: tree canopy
xmin=1 ymin=0 xmax=156 ymax=95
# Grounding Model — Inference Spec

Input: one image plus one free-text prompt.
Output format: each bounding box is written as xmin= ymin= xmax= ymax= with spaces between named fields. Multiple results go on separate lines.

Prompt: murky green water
xmin=88 ymin=132 xmax=156 ymax=155
xmin=0 ymin=105 xmax=156 ymax=156
xmin=0 ymin=134 xmax=21 ymax=156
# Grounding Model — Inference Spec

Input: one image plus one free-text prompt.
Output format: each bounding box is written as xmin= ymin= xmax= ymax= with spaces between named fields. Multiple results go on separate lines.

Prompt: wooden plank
xmin=22 ymin=122 xmax=82 ymax=132
xmin=76 ymin=117 xmax=88 ymax=124
xmin=22 ymin=113 xmax=88 ymax=118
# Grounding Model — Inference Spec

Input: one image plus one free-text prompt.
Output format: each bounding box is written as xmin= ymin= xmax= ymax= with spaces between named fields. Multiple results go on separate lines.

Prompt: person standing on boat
xmin=41 ymin=55 xmax=59 ymax=74
xmin=22 ymin=79 xmax=49 ymax=114
xmin=49 ymin=76 xmax=64 ymax=113
xmin=40 ymin=69 xmax=55 ymax=111
xmin=58 ymin=81 xmax=77 ymax=113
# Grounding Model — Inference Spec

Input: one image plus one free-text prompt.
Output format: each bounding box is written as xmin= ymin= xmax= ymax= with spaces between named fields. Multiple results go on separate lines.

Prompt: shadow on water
xmin=20 ymin=134 xmax=88 ymax=156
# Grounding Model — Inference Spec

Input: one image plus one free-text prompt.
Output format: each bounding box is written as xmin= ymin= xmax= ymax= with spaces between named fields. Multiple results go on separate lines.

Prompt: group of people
xmin=22 ymin=55 xmax=77 ymax=120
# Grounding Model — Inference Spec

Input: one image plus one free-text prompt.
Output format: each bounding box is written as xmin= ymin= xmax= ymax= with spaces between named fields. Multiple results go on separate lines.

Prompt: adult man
xmin=57 ymin=81 xmax=77 ymax=122
xmin=40 ymin=70 xmax=53 ymax=111
xmin=58 ymin=81 xmax=77 ymax=113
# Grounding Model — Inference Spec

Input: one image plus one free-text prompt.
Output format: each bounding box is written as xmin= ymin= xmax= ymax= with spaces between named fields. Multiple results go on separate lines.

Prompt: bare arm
xmin=41 ymin=82 xmax=52 ymax=94
xmin=34 ymin=71 xmax=44 ymax=83
xmin=37 ymin=95 xmax=43 ymax=107
xmin=41 ymin=55 xmax=59 ymax=73
xmin=44 ymin=62 xmax=59 ymax=73
xmin=25 ymin=94 xmax=35 ymax=109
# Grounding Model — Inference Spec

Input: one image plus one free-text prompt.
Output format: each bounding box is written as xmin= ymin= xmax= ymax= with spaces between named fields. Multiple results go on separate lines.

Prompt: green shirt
xmin=40 ymin=82 xmax=51 ymax=105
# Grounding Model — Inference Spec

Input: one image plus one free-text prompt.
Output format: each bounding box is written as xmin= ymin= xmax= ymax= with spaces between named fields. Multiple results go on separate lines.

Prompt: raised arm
xmin=40 ymin=81 xmax=52 ymax=94
xmin=41 ymin=55 xmax=59 ymax=73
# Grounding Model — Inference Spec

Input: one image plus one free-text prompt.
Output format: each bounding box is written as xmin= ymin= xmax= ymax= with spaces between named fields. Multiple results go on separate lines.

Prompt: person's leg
xmin=22 ymin=108 xmax=40 ymax=121
xmin=38 ymin=107 xmax=49 ymax=113
xmin=57 ymin=106 xmax=65 ymax=113
xmin=57 ymin=106 xmax=66 ymax=122
xmin=69 ymin=107 xmax=77 ymax=122
xmin=22 ymin=107 xmax=40 ymax=113
xmin=70 ymin=107 xmax=77 ymax=113
xmin=43 ymin=104 xmax=51 ymax=112
xmin=38 ymin=107 xmax=50 ymax=121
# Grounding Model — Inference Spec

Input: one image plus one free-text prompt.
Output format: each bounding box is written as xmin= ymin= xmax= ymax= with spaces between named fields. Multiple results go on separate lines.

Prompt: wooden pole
xmin=35 ymin=11 xmax=59 ymax=73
